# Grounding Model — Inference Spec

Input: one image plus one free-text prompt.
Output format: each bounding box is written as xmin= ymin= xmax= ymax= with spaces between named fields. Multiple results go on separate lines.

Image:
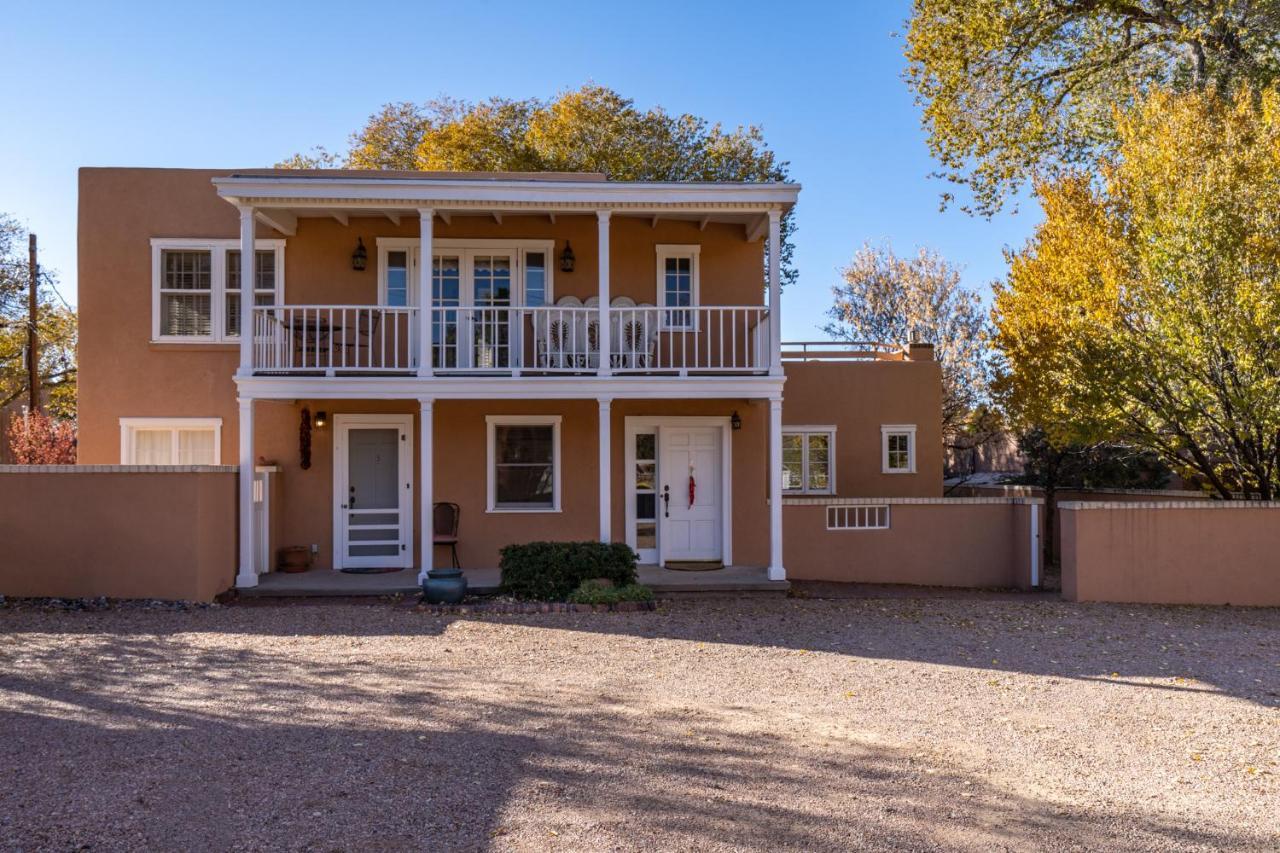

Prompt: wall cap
xmin=1059 ymin=500 xmax=1280 ymax=511
xmin=947 ymin=483 xmax=1216 ymax=499
xmin=783 ymin=496 xmax=1043 ymax=506
xmin=0 ymin=465 xmax=239 ymax=474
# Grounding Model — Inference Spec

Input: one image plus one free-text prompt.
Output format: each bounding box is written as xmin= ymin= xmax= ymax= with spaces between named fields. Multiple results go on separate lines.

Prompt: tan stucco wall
xmin=783 ymin=499 xmax=1036 ymax=588
xmin=254 ymin=398 xmax=769 ymax=571
xmin=781 ymin=360 xmax=944 ymax=497
xmin=0 ymin=469 xmax=236 ymax=602
xmin=1060 ymin=503 xmax=1280 ymax=606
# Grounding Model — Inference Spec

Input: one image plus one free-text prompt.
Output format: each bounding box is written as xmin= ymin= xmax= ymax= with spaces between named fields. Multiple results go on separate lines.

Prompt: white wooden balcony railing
xmin=251 ymin=305 xmax=773 ymax=376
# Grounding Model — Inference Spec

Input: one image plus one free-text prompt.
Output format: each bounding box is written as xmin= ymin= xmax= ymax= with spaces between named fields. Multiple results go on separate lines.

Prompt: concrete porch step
xmin=240 ymin=564 xmax=787 ymax=598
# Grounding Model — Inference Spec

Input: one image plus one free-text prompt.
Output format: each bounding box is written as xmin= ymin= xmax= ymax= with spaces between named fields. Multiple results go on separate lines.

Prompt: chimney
xmin=907 ymin=342 xmax=935 ymax=361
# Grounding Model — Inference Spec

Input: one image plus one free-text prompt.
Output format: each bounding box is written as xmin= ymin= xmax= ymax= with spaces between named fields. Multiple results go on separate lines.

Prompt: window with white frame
xmin=486 ymin=415 xmax=561 ymax=511
xmin=120 ymin=418 xmax=222 ymax=465
xmin=881 ymin=425 xmax=917 ymax=474
xmin=151 ymin=239 xmax=284 ymax=342
xmin=782 ymin=427 xmax=836 ymax=493
xmin=656 ymin=244 xmax=700 ymax=329
xmin=375 ymin=239 xmax=553 ymax=308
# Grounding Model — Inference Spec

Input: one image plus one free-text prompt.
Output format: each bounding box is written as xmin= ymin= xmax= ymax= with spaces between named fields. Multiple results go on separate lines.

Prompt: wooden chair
xmin=433 ymin=502 xmax=461 ymax=569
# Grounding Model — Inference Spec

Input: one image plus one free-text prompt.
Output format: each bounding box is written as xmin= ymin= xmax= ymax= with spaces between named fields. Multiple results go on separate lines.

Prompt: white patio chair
xmin=536 ymin=295 xmax=582 ymax=370
xmin=617 ymin=301 xmax=657 ymax=370
xmin=580 ymin=296 xmax=601 ymax=370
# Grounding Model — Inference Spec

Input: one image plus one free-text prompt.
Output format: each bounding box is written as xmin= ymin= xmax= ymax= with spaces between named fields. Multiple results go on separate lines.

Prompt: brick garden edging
xmin=414 ymin=599 xmax=658 ymax=615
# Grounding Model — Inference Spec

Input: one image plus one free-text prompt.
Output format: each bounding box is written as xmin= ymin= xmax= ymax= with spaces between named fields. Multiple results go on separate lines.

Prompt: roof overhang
xmin=212 ymin=174 xmax=799 ymax=215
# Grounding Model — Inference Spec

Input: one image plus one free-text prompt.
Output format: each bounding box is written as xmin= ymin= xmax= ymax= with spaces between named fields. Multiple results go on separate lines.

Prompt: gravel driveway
xmin=1 ymin=593 xmax=1276 ymax=852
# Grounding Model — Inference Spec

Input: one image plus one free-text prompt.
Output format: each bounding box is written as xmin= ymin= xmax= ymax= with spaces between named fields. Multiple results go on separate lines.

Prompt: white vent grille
xmin=826 ymin=504 xmax=890 ymax=530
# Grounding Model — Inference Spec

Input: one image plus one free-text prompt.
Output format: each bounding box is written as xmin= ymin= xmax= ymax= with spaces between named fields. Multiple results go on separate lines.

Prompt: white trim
xmin=623 ymin=416 xmax=732 ymax=568
xmin=119 ymin=417 xmax=223 ymax=465
xmin=486 ymin=415 xmax=563 ymax=513
xmin=149 ymin=238 xmax=285 ymax=344
xmin=236 ymin=399 xmax=256 ymax=588
xmin=598 ymin=397 xmax=612 ymax=541
xmin=825 ymin=504 xmax=890 ymax=530
xmin=235 ymin=373 xmax=786 ymax=401
xmin=655 ymin=244 xmax=701 ymax=330
xmin=768 ymin=398 xmax=785 ymax=580
xmin=781 ymin=425 xmax=837 ymax=495
xmin=375 ymin=237 xmax=555 ymax=308
xmin=1029 ymin=502 xmax=1041 ymax=588
xmin=881 ymin=424 xmax=917 ymax=474
xmin=214 ymin=175 xmax=801 ymax=209
xmin=332 ymin=414 xmax=415 ymax=570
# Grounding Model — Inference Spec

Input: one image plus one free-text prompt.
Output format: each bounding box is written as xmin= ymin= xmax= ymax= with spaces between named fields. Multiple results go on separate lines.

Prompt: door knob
xmin=349 ymin=485 xmax=356 ymax=508
xmin=661 ymin=484 xmax=670 ymax=517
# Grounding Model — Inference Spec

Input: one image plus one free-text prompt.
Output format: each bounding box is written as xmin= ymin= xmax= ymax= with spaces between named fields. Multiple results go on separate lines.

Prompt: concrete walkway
xmin=242 ymin=564 xmax=787 ymax=598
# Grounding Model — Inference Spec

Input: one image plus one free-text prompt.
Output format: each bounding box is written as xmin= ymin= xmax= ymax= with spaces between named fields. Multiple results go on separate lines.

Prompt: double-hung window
xmin=151 ymin=239 xmax=284 ymax=342
xmin=782 ymin=427 xmax=836 ymax=494
xmin=119 ymin=418 xmax=222 ymax=465
xmin=487 ymin=415 xmax=562 ymax=512
xmin=656 ymin=244 xmax=700 ymax=330
xmin=881 ymin=425 xmax=917 ymax=474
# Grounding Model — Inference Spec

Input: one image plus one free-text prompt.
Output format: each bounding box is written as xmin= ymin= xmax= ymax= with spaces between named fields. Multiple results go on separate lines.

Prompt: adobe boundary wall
xmin=0 ymin=466 xmax=238 ymax=602
xmin=1060 ymin=501 xmax=1280 ymax=606
xmin=783 ymin=497 xmax=1042 ymax=589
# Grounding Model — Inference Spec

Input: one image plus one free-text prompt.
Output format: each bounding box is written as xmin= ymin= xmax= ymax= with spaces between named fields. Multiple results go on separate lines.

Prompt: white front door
xmin=660 ymin=426 xmax=723 ymax=563
xmin=333 ymin=415 xmax=413 ymax=569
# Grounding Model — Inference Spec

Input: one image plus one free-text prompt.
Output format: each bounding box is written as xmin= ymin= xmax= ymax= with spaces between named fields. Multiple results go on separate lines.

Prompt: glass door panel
xmin=433 ymin=254 xmax=461 ymax=368
xmin=472 ymin=253 xmax=513 ymax=368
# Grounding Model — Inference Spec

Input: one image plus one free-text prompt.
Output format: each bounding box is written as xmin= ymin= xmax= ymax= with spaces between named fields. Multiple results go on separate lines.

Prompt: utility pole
xmin=27 ymin=233 xmax=40 ymax=414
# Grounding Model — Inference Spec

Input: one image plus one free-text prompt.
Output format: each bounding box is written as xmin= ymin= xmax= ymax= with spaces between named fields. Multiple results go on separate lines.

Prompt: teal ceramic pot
xmin=422 ymin=568 xmax=467 ymax=604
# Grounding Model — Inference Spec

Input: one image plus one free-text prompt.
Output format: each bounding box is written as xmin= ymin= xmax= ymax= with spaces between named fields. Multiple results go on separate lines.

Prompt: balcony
xmin=251 ymin=304 xmax=773 ymax=377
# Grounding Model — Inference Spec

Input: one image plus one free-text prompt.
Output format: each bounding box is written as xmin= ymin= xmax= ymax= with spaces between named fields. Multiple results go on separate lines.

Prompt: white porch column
xmin=767 ymin=209 xmax=783 ymax=375
xmin=418 ymin=397 xmax=434 ymax=582
xmin=768 ymin=396 xmax=786 ymax=580
xmin=596 ymin=210 xmax=612 ymax=376
xmin=236 ymin=396 xmax=258 ymax=588
xmin=237 ymin=206 xmax=255 ymax=376
xmin=598 ymin=397 xmax=612 ymax=542
xmin=417 ymin=208 xmax=434 ymax=377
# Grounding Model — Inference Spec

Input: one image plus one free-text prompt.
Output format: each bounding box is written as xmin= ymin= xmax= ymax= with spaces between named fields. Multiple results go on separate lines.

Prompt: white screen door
xmin=660 ymin=426 xmax=723 ymax=562
xmin=334 ymin=415 xmax=413 ymax=569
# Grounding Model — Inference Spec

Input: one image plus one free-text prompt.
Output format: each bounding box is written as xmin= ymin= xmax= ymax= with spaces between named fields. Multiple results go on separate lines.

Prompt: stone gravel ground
xmin=0 ymin=592 xmax=1276 ymax=852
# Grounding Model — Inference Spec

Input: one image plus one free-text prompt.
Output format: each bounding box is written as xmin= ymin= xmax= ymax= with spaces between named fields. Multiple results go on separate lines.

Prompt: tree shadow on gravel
xmin=1 ymin=631 xmax=1271 ymax=852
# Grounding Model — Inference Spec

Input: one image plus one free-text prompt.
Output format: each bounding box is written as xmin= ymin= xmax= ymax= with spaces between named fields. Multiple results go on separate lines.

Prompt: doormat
xmin=339 ymin=567 xmax=405 ymax=575
xmin=663 ymin=562 xmax=724 ymax=572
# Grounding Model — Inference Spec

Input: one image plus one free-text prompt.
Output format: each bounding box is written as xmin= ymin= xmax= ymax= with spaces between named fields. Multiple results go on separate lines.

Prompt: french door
xmin=333 ymin=415 xmax=413 ymax=570
xmin=412 ymin=249 xmax=515 ymax=370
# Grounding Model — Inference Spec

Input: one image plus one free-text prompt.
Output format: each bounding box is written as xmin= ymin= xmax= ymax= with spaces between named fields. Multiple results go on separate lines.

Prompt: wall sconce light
xmin=731 ymin=410 xmax=742 ymax=431
xmin=351 ymin=238 xmax=367 ymax=271
xmin=559 ymin=241 xmax=575 ymax=273
xmin=313 ymin=410 xmax=328 ymax=428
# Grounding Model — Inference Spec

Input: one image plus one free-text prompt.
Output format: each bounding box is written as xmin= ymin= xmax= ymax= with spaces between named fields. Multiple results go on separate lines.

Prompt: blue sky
xmin=2 ymin=0 xmax=1034 ymax=340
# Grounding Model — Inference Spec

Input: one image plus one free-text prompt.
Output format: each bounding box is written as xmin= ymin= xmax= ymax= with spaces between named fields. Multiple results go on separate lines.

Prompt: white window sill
xmin=486 ymin=507 xmax=562 ymax=514
xmin=882 ymin=469 xmax=916 ymax=475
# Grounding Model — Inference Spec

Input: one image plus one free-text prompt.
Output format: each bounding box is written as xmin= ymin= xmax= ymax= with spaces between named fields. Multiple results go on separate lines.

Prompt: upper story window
xmin=151 ymin=239 xmax=285 ymax=342
xmin=881 ymin=425 xmax=917 ymax=474
xmin=656 ymin=244 xmax=700 ymax=330
xmin=376 ymin=239 xmax=553 ymax=308
xmin=782 ymin=427 xmax=836 ymax=494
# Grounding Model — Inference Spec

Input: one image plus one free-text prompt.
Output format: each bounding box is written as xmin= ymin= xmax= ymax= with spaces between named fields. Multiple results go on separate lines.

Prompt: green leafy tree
xmin=825 ymin=242 xmax=992 ymax=437
xmin=905 ymin=0 xmax=1280 ymax=216
xmin=279 ymin=84 xmax=796 ymax=286
xmin=0 ymin=215 xmax=76 ymax=419
xmin=994 ymin=86 xmax=1280 ymax=499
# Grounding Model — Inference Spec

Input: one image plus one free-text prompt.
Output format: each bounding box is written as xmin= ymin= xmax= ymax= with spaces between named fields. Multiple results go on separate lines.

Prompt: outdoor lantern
xmin=351 ymin=238 xmax=367 ymax=271
xmin=559 ymin=240 xmax=575 ymax=273
xmin=731 ymin=411 xmax=742 ymax=431
xmin=313 ymin=410 xmax=328 ymax=428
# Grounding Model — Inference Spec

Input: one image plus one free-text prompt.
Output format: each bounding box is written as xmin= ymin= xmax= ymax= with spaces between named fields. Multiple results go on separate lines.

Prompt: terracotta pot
xmin=277 ymin=546 xmax=312 ymax=573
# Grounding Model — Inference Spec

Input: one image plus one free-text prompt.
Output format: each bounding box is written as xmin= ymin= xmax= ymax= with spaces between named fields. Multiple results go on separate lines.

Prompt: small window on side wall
xmin=782 ymin=428 xmax=836 ymax=494
xmin=120 ymin=418 xmax=222 ymax=465
xmin=881 ymin=425 xmax=917 ymax=474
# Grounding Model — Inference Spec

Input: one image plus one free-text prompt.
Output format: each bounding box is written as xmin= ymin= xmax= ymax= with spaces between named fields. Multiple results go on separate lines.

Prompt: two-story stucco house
xmin=75 ymin=168 xmax=942 ymax=592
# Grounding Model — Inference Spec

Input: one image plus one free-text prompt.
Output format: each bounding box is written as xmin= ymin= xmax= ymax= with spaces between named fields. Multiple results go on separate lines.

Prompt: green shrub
xmin=567 ymin=581 xmax=655 ymax=605
xmin=498 ymin=541 xmax=638 ymax=600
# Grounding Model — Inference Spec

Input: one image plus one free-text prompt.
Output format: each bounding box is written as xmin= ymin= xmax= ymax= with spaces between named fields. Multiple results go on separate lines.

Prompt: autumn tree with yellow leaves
xmin=994 ymin=86 xmax=1280 ymax=499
